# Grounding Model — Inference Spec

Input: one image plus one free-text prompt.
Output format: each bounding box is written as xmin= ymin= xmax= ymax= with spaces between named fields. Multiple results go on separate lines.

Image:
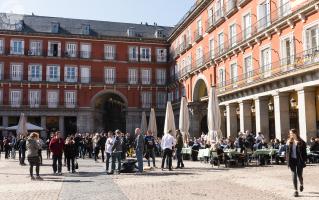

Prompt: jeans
xmin=11 ymin=149 xmax=16 ymax=159
xmin=176 ymin=148 xmax=184 ymax=168
xmin=38 ymin=150 xmax=42 ymax=164
xmin=94 ymin=147 xmax=100 ymax=161
xmin=111 ymin=152 xmax=121 ymax=172
xmin=136 ymin=149 xmax=144 ymax=172
xmin=161 ymin=148 xmax=173 ymax=170
xmin=52 ymin=154 xmax=62 ymax=173
xmin=100 ymin=147 xmax=105 ymax=162
xmin=289 ymin=158 xmax=304 ymax=190
xmin=19 ymin=150 xmax=26 ymax=164
xmin=106 ymin=152 xmax=111 ymax=171
xmin=66 ymin=157 xmax=75 ymax=172
xmin=146 ymin=149 xmax=156 ymax=167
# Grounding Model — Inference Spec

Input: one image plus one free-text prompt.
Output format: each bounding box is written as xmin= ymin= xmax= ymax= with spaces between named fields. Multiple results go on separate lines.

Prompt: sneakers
xmin=300 ymin=185 xmax=304 ymax=192
xmin=58 ymin=172 xmax=62 ymax=175
xmin=294 ymin=191 xmax=299 ymax=197
xmin=31 ymin=176 xmax=36 ymax=180
xmin=36 ymin=176 xmax=43 ymax=181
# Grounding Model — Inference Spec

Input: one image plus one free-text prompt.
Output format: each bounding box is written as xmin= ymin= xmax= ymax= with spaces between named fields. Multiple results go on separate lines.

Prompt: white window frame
xmin=217 ymin=31 xmax=224 ymax=54
xmin=80 ymin=66 xmax=91 ymax=83
xmin=29 ymin=40 xmax=42 ymax=56
xmin=209 ymin=37 xmax=214 ymax=59
xmin=230 ymin=61 xmax=238 ymax=87
xmin=65 ymin=91 xmax=77 ymax=108
xmin=156 ymin=68 xmax=166 ymax=85
xmin=156 ymin=48 xmax=167 ymax=62
xmin=104 ymin=44 xmax=116 ymax=60
xmin=0 ymin=38 xmax=4 ymax=54
xmin=197 ymin=19 xmax=202 ymax=36
xmin=196 ymin=46 xmax=203 ymax=67
xmin=302 ymin=20 xmax=319 ymax=63
xmin=10 ymin=89 xmax=22 ymax=108
xmin=260 ymin=44 xmax=272 ymax=78
xmin=243 ymin=53 xmax=253 ymax=83
xmin=141 ymin=91 xmax=152 ymax=108
xmin=80 ymin=43 xmax=91 ymax=59
xmin=10 ymin=63 xmax=23 ymax=81
xmin=229 ymin=23 xmax=237 ymax=47
xmin=140 ymin=47 xmax=152 ymax=62
xmin=218 ymin=66 xmax=226 ymax=89
xmin=280 ymin=32 xmax=295 ymax=71
xmin=156 ymin=92 xmax=166 ymax=109
xmin=29 ymin=90 xmax=41 ymax=108
xmin=48 ymin=41 xmax=61 ymax=57
xmin=279 ymin=0 xmax=291 ymax=17
xmin=64 ymin=65 xmax=78 ymax=83
xmin=28 ymin=64 xmax=42 ymax=81
xmin=242 ymin=11 xmax=252 ymax=40
xmin=66 ymin=42 xmax=77 ymax=58
xmin=257 ymin=0 xmax=271 ymax=31
xmin=141 ymin=68 xmax=152 ymax=85
xmin=46 ymin=65 xmax=60 ymax=82
xmin=10 ymin=39 xmax=24 ymax=55
xmin=47 ymin=90 xmax=59 ymax=108
xmin=128 ymin=68 xmax=138 ymax=84
xmin=128 ymin=46 xmax=139 ymax=61
xmin=104 ymin=67 xmax=116 ymax=84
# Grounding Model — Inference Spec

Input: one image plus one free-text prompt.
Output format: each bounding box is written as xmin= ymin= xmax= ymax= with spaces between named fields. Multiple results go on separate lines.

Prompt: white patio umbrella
xmin=148 ymin=108 xmax=158 ymax=137
xmin=17 ymin=113 xmax=28 ymax=136
xmin=140 ymin=111 xmax=148 ymax=134
xmin=179 ymin=97 xmax=190 ymax=145
xmin=7 ymin=123 xmax=43 ymax=131
xmin=164 ymin=101 xmax=176 ymax=138
xmin=207 ymin=87 xmax=222 ymax=144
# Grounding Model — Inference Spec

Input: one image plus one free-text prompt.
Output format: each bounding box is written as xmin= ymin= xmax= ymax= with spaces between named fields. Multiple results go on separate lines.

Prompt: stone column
xmin=59 ymin=116 xmax=64 ymax=136
xmin=298 ymin=88 xmax=317 ymax=142
xmin=273 ymin=93 xmax=290 ymax=140
xmin=220 ymin=107 xmax=226 ymax=138
xmin=255 ymin=97 xmax=270 ymax=141
xmin=226 ymin=103 xmax=238 ymax=139
xmin=239 ymin=100 xmax=252 ymax=133
xmin=40 ymin=116 xmax=47 ymax=139
xmin=2 ymin=116 xmax=8 ymax=136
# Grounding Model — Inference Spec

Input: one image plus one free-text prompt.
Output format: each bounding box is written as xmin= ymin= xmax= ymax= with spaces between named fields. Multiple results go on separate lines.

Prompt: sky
xmin=0 ymin=0 xmax=195 ymax=27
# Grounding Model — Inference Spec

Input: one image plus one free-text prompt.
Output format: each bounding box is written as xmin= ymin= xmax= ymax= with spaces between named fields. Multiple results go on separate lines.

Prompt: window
xmin=0 ymin=89 xmax=2 ymax=105
xmin=10 ymin=90 xmax=22 ymax=107
xmin=261 ymin=47 xmax=272 ymax=77
xmin=66 ymin=43 xmax=77 ymax=57
xmin=104 ymin=45 xmax=116 ymax=60
xmin=64 ymin=66 xmax=78 ymax=83
xmin=157 ymin=92 xmax=166 ymax=108
xmin=51 ymin=22 xmax=59 ymax=33
xmin=243 ymin=13 xmax=251 ymax=39
xmin=229 ymin=24 xmax=236 ymax=47
xmin=141 ymin=91 xmax=152 ymax=108
xmin=305 ymin=24 xmax=319 ymax=55
xmin=10 ymin=39 xmax=24 ymax=55
xmin=215 ymin=0 xmax=224 ymax=19
xmin=48 ymin=41 xmax=61 ymax=57
xmin=155 ymin=29 xmax=164 ymax=38
xmin=230 ymin=63 xmax=238 ymax=85
xmin=104 ymin=67 xmax=115 ymax=84
xmin=127 ymin=27 xmax=135 ymax=37
xmin=80 ymin=66 xmax=90 ymax=83
xmin=141 ymin=69 xmax=151 ymax=85
xmin=82 ymin=24 xmax=90 ymax=35
xmin=29 ymin=90 xmax=41 ymax=108
xmin=128 ymin=68 xmax=138 ymax=84
xmin=129 ymin=46 xmax=138 ymax=61
xmin=244 ymin=55 xmax=253 ymax=82
xmin=140 ymin=47 xmax=151 ymax=62
xmin=280 ymin=34 xmax=295 ymax=71
xmin=65 ymin=91 xmax=76 ymax=108
xmin=0 ymin=62 xmax=3 ymax=80
xmin=186 ymin=54 xmax=192 ymax=72
xmin=280 ymin=0 xmax=291 ymax=17
xmin=218 ymin=32 xmax=224 ymax=54
xmin=47 ymin=91 xmax=58 ymax=108
xmin=29 ymin=40 xmax=42 ymax=56
xmin=196 ymin=46 xmax=203 ymax=67
xmin=80 ymin=44 xmax=91 ymax=58
xmin=0 ymin=39 xmax=4 ymax=54
xmin=156 ymin=69 xmax=166 ymax=85
xmin=197 ymin=19 xmax=202 ymax=36
xmin=46 ymin=65 xmax=60 ymax=82
xmin=156 ymin=48 xmax=167 ymax=62
xmin=10 ymin=63 xmax=23 ymax=81
xmin=218 ymin=68 xmax=225 ymax=88
xmin=28 ymin=64 xmax=42 ymax=81
xmin=258 ymin=0 xmax=271 ymax=31
xmin=187 ymin=28 xmax=192 ymax=45
xmin=209 ymin=38 xmax=214 ymax=58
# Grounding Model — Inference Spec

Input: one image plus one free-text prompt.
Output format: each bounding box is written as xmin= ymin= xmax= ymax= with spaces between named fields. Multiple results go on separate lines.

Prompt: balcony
xmin=10 ymin=47 xmax=24 ymax=56
xmin=194 ymin=29 xmax=203 ymax=43
xmin=128 ymin=54 xmax=139 ymax=62
xmin=226 ymin=0 xmax=238 ymax=18
xmin=27 ymin=49 xmax=43 ymax=56
xmin=214 ymin=8 xmax=225 ymax=27
xmin=0 ymin=101 xmax=77 ymax=110
xmin=104 ymin=52 xmax=116 ymax=60
xmin=80 ymin=51 xmax=91 ymax=59
xmin=238 ymin=0 xmax=251 ymax=8
xmin=179 ymin=42 xmax=187 ymax=55
xmin=205 ymin=16 xmax=215 ymax=33
xmin=217 ymin=47 xmax=319 ymax=95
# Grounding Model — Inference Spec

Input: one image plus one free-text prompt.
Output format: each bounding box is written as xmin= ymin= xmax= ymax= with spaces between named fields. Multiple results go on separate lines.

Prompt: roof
xmin=0 ymin=13 xmax=174 ymax=39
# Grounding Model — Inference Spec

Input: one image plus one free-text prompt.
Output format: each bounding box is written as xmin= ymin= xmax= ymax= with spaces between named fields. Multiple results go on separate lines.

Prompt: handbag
xmin=75 ymin=159 xmax=79 ymax=169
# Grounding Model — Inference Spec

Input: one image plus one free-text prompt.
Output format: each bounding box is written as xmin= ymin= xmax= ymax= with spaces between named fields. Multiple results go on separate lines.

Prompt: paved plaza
xmin=0 ymin=155 xmax=318 ymax=200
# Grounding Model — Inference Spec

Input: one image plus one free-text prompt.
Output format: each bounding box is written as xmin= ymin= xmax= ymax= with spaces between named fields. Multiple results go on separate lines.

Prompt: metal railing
xmin=226 ymin=0 xmax=237 ymax=15
xmin=0 ymin=101 xmax=78 ymax=109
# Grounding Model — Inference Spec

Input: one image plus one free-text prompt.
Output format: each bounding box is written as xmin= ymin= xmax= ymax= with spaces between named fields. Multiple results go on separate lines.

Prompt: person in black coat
xmin=286 ymin=129 xmax=307 ymax=197
xmin=18 ymin=135 xmax=27 ymax=165
xmin=64 ymin=137 xmax=77 ymax=173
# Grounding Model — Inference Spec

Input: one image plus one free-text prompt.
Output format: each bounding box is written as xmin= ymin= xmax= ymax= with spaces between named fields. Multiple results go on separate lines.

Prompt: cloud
xmin=0 ymin=0 xmax=25 ymax=14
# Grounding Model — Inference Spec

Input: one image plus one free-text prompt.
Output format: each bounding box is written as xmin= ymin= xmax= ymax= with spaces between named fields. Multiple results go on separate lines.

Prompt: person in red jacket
xmin=49 ymin=131 xmax=64 ymax=175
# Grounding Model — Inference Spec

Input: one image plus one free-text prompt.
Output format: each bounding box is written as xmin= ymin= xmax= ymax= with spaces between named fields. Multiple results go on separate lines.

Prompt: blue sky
xmin=0 ymin=0 xmax=194 ymax=26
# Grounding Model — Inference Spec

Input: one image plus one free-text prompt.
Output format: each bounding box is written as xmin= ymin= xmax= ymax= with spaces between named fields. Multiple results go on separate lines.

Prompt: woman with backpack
xmin=26 ymin=132 xmax=42 ymax=180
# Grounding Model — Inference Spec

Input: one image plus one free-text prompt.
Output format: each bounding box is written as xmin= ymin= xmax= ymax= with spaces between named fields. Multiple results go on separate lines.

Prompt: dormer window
xmin=82 ymin=24 xmax=90 ymax=35
xmin=127 ymin=27 xmax=135 ymax=37
xmin=51 ymin=22 xmax=59 ymax=33
xmin=155 ymin=29 xmax=164 ymax=38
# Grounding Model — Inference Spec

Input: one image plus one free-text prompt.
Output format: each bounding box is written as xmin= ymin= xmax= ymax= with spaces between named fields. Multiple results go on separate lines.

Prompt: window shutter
xmin=58 ymin=43 xmax=61 ymax=57
xmin=148 ymin=48 xmax=152 ymax=61
xmin=74 ymin=67 xmax=78 ymax=82
xmin=57 ymin=66 xmax=60 ymax=81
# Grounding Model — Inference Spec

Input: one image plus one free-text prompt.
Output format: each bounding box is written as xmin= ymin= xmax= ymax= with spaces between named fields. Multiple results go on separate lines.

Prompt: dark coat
xmin=286 ymin=140 xmax=307 ymax=168
xmin=176 ymin=134 xmax=184 ymax=149
xmin=64 ymin=142 xmax=77 ymax=158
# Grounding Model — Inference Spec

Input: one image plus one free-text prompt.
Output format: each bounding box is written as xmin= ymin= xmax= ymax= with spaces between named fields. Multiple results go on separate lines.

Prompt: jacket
xmin=112 ymin=136 xmax=123 ymax=153
xmin=64 ymin=142 xmax=77 ymax=158
xmin=26 ymin=139 xmax=39 ymax=158
xmin=286 ymin=140 xmax=307 ymax=168
xmin=49 ymin=138 xmax=65 ymax=156
xmin=176 ymin=134 xmax=184 ymax=149
xmin=135 ymin=134 xmax=144 ymax=152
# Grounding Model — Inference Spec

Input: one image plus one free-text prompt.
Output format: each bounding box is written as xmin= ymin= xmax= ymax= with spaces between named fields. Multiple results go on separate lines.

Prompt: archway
xmin=193 ymin=79 xmax=208 ymax=102
xmin=92 ymin=91 xmax=127 ymax=132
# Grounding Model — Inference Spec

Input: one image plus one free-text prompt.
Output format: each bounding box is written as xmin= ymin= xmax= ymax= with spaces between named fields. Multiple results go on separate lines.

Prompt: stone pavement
xmin=0 ymin=154 xmax=318 ymax=200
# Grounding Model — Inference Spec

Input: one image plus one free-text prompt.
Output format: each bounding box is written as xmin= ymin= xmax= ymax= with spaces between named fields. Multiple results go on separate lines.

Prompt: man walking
xmin=145 ymin=130 xmax=156 ymax=167
xmin=108 ymin=130 xmax=122 ymax=174
xmin=161 ymin=130 xmax=175 ymax=171
xmin=175 ymin=130 xmax=184 ymax=169
xmin=135 ymin=128 xmax=144 ymax=174
xmin=49 ymin=131 xmax=64 ymax=175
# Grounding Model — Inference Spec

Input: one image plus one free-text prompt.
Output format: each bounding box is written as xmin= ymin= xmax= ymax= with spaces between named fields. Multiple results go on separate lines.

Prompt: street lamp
xmin=236 ymin=107 xmax=240 ymax=115
xmin=268 ymin=101 xmax=274 ymax=112
xmin=223 ymin=110 xmax=227 ymax=117
xmin=290 ymin=97 xmax=298 ymax=109
xmin=251 ymin=105 xmax=255 ymax=113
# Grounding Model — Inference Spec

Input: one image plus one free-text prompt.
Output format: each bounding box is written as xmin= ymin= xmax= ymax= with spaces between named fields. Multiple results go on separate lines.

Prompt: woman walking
xmin=26 ymin=132 xmax=42 ymax=180
xmin=64 ymin=137 xmax=77 ymax=173
xmin=286 ymin=129 xmax=307 ymax=197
